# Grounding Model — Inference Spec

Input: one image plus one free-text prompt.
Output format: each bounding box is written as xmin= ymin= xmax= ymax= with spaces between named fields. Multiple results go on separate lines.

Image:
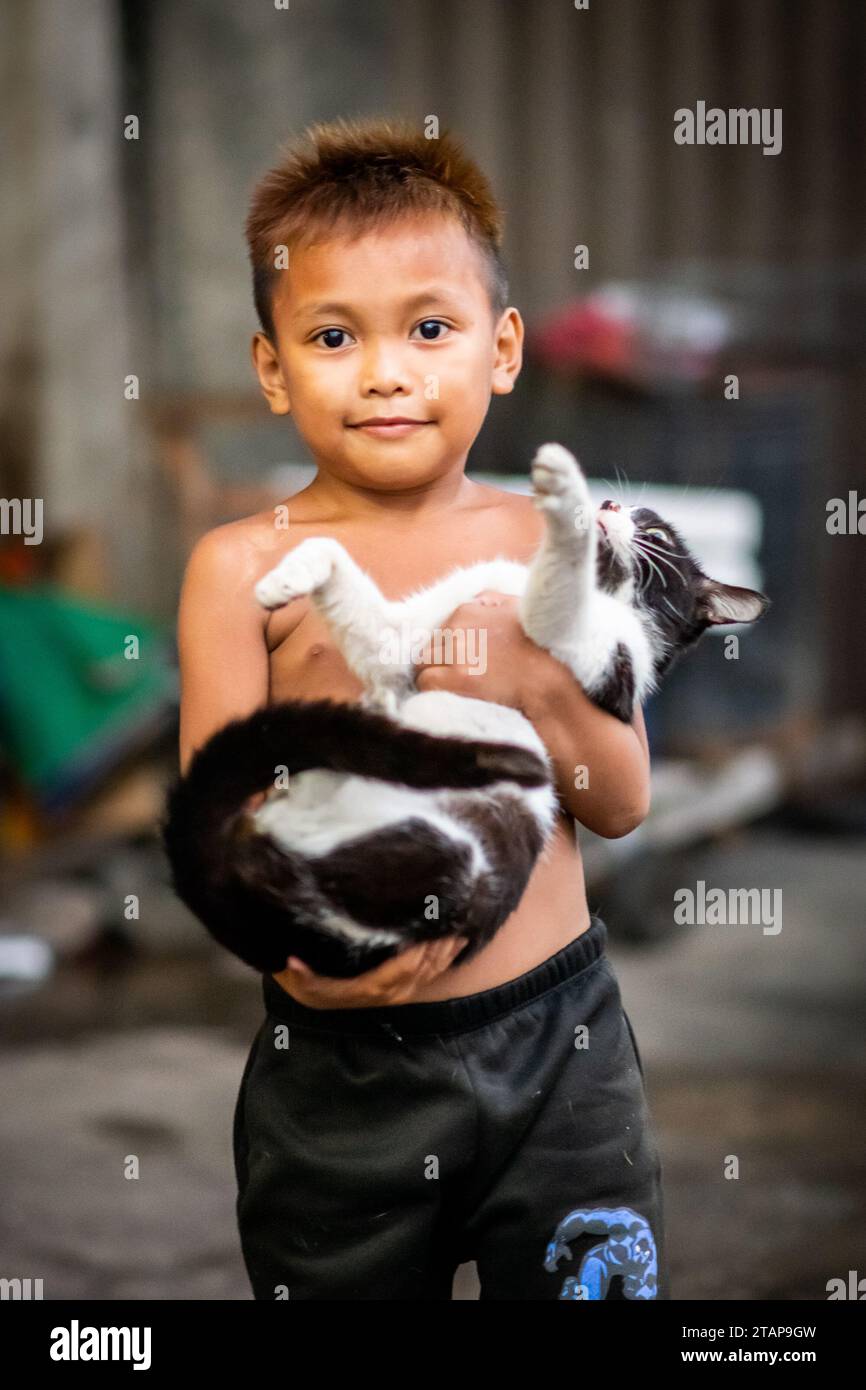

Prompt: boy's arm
xmin=177 ymin=528 xmax=270 ymax=774
xmin=517 ymin=654 xmax=651 ymax=839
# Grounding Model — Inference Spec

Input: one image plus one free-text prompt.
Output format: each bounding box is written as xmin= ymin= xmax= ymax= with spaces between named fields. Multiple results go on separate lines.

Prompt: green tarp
xmin=0 ymin=583 xmax=178 ymax=813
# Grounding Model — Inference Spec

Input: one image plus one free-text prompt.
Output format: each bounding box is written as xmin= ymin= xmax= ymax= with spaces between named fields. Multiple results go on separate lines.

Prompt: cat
xmin=162 ymin=443 xmax=769 ymax=979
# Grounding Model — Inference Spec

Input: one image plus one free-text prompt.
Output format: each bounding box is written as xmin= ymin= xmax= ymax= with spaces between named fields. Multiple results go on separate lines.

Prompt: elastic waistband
xmin=261 ymin=914 xmax=608 ymax=1037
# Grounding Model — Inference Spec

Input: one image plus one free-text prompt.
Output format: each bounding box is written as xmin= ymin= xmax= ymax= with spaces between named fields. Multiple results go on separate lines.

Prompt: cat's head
xmin=594 ymin=499 xmax=770 ymax=660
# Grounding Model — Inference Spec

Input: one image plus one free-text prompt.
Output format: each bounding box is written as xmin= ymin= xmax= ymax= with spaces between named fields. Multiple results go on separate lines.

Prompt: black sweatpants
xmin=232 ymin=914 xmax=669 ymax=1300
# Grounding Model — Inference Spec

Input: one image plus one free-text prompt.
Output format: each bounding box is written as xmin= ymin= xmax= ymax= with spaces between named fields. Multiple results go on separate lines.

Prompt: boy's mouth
xmin=348 ymin=417 xmax=433 ymax=438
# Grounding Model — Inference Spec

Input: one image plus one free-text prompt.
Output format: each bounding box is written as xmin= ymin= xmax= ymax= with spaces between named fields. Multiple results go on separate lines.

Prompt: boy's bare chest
xmin=261 ymin=511 xmax=541 ymax=705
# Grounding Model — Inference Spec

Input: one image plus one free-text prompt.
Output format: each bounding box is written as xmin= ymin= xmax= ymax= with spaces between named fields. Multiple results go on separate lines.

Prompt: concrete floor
xmin=0 ymin=826 xmax=864 ymax=1300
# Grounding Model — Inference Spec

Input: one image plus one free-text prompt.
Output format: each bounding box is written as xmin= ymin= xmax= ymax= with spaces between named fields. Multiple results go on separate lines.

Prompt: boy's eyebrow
xmin=293 ymin=287 xmax=463 ymax=322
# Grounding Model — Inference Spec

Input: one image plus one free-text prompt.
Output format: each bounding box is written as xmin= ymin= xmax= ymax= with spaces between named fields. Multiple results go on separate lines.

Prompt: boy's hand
xmin=414 ymin=591 xmax=543 ymax=709
xmin=274 ymin=936 xmax=470 ymax=1009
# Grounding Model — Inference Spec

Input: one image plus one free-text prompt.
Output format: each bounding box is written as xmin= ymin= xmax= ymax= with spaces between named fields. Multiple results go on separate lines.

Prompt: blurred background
xmin=1 ymin=0 xmax=864 ymax=1300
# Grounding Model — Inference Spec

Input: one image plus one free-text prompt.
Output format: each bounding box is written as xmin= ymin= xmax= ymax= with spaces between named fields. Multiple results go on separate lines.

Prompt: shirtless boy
xmin=177 ymin=117 xmax=667 ymax=1300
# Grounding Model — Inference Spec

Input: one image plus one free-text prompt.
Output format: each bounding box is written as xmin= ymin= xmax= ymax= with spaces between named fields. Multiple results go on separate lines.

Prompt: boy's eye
xmin=411 ymin=319 xmax=450 ymax=341
xmin=314 ymin=327 xmax=353 ymax=349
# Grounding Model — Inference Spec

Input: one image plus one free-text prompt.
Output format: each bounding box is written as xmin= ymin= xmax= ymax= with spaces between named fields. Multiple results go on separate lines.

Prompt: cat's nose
xmin=600 ymin=500 xmax=621 ymax=512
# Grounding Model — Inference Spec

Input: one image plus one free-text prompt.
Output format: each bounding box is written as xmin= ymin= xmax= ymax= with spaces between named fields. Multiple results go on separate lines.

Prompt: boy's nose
xmin=358 ymin=347 xmax=414 ymax=397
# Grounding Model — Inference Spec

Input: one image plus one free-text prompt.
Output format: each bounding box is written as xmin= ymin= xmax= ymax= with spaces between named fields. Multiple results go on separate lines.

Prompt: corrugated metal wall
xmin=393 ymin=0 xmax=863 ymax=316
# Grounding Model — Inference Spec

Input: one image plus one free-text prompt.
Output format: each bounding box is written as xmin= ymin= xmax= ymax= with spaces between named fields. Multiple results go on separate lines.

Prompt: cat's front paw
xmin=254 ymin=541 xmax=334 ymax=610
xmin=531 ymin=443 xmax=591 ymax=527
xmin=530 ymin=442 xmax=586 ymax=508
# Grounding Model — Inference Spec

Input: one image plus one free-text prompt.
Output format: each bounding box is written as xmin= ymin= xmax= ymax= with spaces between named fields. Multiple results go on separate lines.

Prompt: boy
xmin=178 ymin=117 xmax=668 ymax=1300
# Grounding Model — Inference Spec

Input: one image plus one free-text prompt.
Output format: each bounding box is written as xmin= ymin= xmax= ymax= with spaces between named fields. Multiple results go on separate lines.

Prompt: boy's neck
xmin=295 ymin=462 xmax=484 ymax=523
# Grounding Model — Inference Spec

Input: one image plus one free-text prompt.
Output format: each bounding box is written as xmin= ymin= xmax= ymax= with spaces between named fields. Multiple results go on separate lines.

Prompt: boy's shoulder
xmin=177 ymin=508 xmax=295 ymax=648
xmin=182 ymin=480 xmax=541 ymax=588
xmin=182 ymin=506 xmax=292 ymax=583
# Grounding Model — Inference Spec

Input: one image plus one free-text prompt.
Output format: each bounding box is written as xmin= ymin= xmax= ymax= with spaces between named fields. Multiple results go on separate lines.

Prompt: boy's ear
xmin=490 ymin=307 xmax=524 ymax=397
xmin=251 ymin=332 xmax=291 ymax=415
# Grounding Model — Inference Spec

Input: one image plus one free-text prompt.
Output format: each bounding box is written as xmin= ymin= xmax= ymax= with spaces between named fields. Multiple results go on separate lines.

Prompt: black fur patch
xmin=444 ymin=792 xmax=547 ymax=958
xmin=592 ymin=643 xmax=636 ymax=722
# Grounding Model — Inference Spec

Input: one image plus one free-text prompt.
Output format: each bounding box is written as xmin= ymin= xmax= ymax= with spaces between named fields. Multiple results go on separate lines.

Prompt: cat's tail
xmin=160 ymin=699 xmax=549 ymax=970
xmin=167 ymin=697 xmax=549 ymax=824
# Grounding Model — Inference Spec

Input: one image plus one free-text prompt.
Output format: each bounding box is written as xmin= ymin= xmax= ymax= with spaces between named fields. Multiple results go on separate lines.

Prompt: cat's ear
xmin=697 ymin=579 xmax=770 ymax=626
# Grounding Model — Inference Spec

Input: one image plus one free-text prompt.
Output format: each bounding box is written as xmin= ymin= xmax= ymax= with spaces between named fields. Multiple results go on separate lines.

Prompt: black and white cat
xmin=162 ymin=444 xmax=768 ymax=978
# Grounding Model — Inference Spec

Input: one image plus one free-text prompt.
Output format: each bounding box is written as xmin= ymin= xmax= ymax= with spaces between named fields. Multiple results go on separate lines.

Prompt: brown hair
xmin=244 ymin=116 xmax=509 ymax=342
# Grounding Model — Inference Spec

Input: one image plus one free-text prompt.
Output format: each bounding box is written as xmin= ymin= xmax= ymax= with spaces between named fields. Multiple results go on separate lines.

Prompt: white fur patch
xmin=253 ymin=770 xmax=492 ymax=876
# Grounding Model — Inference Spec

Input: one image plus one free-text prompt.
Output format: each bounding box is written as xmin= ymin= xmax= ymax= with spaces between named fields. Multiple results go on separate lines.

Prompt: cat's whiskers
xmin=635 ymin=539 xmax=686 ymax=582
xmin=627 ymin=480 xmax=649 ymax=514
xmin=635 ymin=552 xmax=655 ymax=597
xmin=635 ymin=548 xmax=667 ymax=590
xmin=637 ymin=537 xmax=689 ymax=561
xmin=614 ymin=465 xmax=630 ymax=506
xmin=635 ymin=543 xmax=685 ymax=610
xmin=640 ymin=552 xmax=683 ymax=583
xmin=634 ymin=546 xmax=654 ymax=592
xmin=600 ymin=468 xmax=634 ymax=511
xmin=600 ymin=476 xmax=624 ymax=507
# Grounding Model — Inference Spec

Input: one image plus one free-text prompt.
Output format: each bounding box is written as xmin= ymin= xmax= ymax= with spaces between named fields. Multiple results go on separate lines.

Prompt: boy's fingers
xmin=394 ymin=938 xmax=453 ymax=980
xmin=344 ymin=946 xmax=432 ymax=1004
xmin=388 ymin=940 xmax=435 ymax=984
xmin=421 ymin=940 xmax=445 ymax=970
xmin=283 ymin=958 xmax=362 ymax=1005
xmin=431 ymin=936 xmax=461 ymax=966
xmin=281 ymin=935 xmax=468 ymax=1007
xmin=420 ymin=936 xmax=468 ymax=979
xmin=442 ymin=935 xmax=470 ymax=968
xmin=291 ymin=942 xmax=430 ymax=1000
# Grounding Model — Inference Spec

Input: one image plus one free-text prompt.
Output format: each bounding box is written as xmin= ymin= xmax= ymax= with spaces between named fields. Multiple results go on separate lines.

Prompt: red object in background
xmin=530 ymin=283 xmax=736 ymax=391
xmin=0 ymin=541 xmax=40 ymax=586
xmin=532 ymin=300 xmax=637 ymax=378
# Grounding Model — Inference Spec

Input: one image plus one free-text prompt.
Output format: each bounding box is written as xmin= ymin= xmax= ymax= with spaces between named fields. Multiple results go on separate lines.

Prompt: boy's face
xmin=251 ymin=213 xmax=523 ymax=492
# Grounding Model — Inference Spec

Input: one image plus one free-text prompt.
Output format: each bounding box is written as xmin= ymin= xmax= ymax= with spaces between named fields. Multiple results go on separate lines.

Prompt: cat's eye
xmin=645 ymin=526 xmax=671 ymax=544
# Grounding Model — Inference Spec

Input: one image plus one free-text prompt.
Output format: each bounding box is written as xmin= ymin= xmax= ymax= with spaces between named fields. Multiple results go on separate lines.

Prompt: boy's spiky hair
xmin=245 ymin=116 xmax=509 ymax=342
